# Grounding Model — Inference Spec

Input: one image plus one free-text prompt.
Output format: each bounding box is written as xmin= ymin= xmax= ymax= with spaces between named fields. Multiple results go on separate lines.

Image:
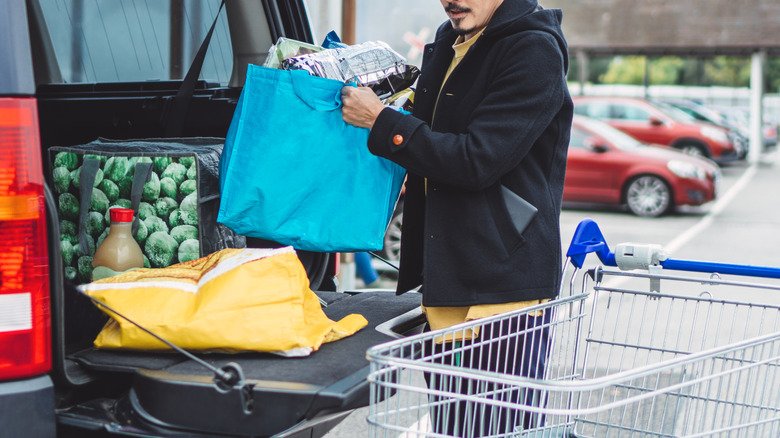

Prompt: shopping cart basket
xmin=367 ymin=219 xmax=780 ymax=438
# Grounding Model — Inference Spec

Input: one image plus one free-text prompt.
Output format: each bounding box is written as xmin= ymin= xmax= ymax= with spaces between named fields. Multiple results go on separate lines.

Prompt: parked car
xmin=708 ymin=105 xmax=779 ymax=150
xmin=572 ymin=96 xmax=742 ymax=163
xmin=565 ymin=116 xmax=720 ymax=217
xmin=1 ymin=1 xmax=424 ymax=437
xmin=662 ymin=99 xmax=749 ymax=159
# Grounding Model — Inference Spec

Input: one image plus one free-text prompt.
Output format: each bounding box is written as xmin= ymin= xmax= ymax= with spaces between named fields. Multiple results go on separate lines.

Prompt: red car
xmin=565 ymin=116 xmax=720 ymax=217
xmin=573 ymin=96 xmax=740 ymax=163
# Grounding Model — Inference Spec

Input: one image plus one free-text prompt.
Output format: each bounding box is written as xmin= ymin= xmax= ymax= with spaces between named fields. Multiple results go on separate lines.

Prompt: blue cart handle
xmin=567 ymin=219 xmax=780 ymax=279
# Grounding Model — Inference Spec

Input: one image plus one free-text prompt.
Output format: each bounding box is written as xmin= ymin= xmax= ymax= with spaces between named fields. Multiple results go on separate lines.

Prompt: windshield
xmin=653 ymin=101 xmax=699 ymax=123
xmin=576 ymin=116 xmax=644 ymax=151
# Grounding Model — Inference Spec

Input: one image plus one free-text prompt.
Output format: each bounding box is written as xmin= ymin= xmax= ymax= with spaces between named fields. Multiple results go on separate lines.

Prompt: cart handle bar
xmin=567 ymin=219 xmax=780 ymax=279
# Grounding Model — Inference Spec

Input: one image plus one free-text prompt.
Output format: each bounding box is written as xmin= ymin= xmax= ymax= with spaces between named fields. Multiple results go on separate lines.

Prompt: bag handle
xmin=289 ymin=70 xmax=343 ymax=112
xmin=130 ymin=162 xmax=154 ymax=234
xmin=78 ymin=158 xmax=101 ymax=256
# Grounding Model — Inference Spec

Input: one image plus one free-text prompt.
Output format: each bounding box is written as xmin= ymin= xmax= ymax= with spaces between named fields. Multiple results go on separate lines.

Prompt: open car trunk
xmin=25 ymin=1 xmax=422 ymax=436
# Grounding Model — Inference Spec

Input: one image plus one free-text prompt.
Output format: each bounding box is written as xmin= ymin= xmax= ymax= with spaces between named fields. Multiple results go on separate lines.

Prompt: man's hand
xmin=341 ymin=86 xmax=386 ymax=129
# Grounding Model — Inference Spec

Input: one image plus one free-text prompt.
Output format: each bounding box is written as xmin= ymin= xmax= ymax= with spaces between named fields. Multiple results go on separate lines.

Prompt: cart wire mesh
xmin=367 ymin=262 xmax=780 ymax=438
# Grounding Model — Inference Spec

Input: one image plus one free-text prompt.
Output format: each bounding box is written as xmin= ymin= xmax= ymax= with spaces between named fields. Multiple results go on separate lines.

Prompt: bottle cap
xmin=109 ymin=208 xmax=135 ymax=223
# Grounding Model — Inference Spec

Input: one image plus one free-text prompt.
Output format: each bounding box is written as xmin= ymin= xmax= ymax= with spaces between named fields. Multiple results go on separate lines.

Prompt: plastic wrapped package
xmin=263 ymin=37 xmax=323 ymax=69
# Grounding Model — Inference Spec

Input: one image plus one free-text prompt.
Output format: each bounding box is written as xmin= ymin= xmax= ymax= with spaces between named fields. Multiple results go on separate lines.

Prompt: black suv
xmin=0 ymin=1 xmax=420 ymax=436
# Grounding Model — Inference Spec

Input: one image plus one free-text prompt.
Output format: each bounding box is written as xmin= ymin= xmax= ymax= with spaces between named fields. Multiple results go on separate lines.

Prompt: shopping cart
xmin=366 ymin=219 xmax=780 ymax=438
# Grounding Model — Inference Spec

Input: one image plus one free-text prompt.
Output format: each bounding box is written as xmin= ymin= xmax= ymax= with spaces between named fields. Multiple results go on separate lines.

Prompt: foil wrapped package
xmin=282 ymin=41 xmax=408 ymax=87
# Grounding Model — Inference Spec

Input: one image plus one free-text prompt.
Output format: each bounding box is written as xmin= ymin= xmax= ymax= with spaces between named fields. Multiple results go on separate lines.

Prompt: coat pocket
xmin=490 ymin=185 xmax=537 ymax=257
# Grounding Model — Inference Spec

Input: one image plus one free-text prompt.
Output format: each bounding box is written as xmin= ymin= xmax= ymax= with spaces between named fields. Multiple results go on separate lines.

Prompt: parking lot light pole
xmin=749 ymin=50 xmax=765 ymax=164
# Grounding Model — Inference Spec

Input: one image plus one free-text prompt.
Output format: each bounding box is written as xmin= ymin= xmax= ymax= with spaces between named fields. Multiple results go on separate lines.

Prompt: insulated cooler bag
xmin=49 ymin=137 xmax=245 ymax=283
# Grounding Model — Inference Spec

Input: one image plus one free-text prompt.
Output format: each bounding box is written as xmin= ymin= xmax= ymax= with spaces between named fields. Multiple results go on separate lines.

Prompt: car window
xmin=37 ymin=0 xmax=232 ymax=84
xmin=569 ymin=126 xmax=591 ymax=150
xmin=612 ymin=104 xmax=650 ymax=121
xmin=575 ymin=102 xmax=611 ymax=119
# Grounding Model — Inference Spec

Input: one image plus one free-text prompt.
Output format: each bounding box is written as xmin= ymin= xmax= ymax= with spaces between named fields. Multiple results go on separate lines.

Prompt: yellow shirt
xmin=424 ymin=28 xmax=546 ymax=340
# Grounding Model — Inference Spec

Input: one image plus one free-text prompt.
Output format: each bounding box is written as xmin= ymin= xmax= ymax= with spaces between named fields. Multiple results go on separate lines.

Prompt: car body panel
xmin=564 ymin=116 xmax=719 ymax=214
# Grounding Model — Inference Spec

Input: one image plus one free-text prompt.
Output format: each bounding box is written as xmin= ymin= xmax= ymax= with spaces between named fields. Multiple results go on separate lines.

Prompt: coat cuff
xmin=368 ymin=107 xmax=425 ymax=156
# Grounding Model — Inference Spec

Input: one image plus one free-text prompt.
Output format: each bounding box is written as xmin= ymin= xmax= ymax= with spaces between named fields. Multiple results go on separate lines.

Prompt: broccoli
xmin=52 ymin=166 xmax=71 ymax=194
xmin=170 ymin=225 xmax=198 ymax=244
xmin=134 ymin=219 xmax=149 ymax=246
xmin=155 ymin=197 xmax=178 ymax=218
xmin=138 ymin=202 xmax=156 ymax=221
xmin=142 ymin=172 xmax=161 ymax=202
xmin=168 ymin=209 xmax=182 ymax=228
xmin=98 ymin=179 xmax=119 ymax=203
xmin=64 ymin=266 xmax=78 ymax=281
xmin=53 ymin=151 xmax=79 ymax=171
xmin=161 ymin=162 xmax=188 ymax=186
xmin=90 ymin=188 xmax=110 ymax=214
xmin=153 ymin=157 xmax=173 ymax=174
xmin=179 ymin=192 xmax=198 ymax=226
xmin=86 ymin=212 xmax=105 ymax=239
xmin=61 ymin=240 xmax=75 ymax=266
xmin=77 ymin=256 xmax=93 ymax=283
xmin=70 ymin=168 xmax=104 ymax=190
xmin=58 ymin=193 xmax=79 ymax=221
xmin=178 ymin=180 xmax=197 ymax=199
xmin=177 ymin=239 xmax=200 ymax=263
xmin=60 ymin=220 xmax=78 ymax=245
xmin=145 ymin=231 xmax=179 ymax=268
xmin=160 ymin=177 xmax=177 ymax=199
xmin=105 ymin=157 xmax=131 ymax=183
xmin=178 ymin=156 xmax=195 ymax=168
xmin=143 ymin=216 xmax=168 ymax=235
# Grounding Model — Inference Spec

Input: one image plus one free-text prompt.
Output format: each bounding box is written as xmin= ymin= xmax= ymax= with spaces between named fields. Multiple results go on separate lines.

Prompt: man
xmin=343 ymin=0 xmax=572 ymax=434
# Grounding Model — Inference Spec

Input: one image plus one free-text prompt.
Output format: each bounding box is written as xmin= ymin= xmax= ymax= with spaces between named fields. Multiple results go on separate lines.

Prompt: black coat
xmin=367 ymin=0 xmax=573 ymax=306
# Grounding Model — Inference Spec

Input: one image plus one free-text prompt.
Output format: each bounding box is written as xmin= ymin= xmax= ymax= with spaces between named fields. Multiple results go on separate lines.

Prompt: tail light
xmin=0 ymin=98 xmax=51 ymax=381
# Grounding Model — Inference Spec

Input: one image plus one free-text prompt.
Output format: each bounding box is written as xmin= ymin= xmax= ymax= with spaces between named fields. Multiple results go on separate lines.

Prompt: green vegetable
xmin=54 ymin=151 xmax=79 ymax=171
xmin=162 ymin=162 xmax=187 ymax=186
xmin=186 ymin=162 xmax=196 ymax=180
xmin=155 ymin=197 xmax=178 ymax=218
xmin=52 ymin=166 xmax=71 ymax=194
xmin=86 ymin=212 xmax=105 ymax=239
xmin=178 ymin=180 xmax=197 ymax=199
xmin=64 ymin=266 xmax=77 ymax=281
xmin=70 ymin=168 xmax=104 ymax=190
xmin=160 ymin=177 xmax=177 ymax=199
xmin=142 ymin=172 xmax=161 ymax=202
xmin=90 ymin=188 xmax=109 ymax=214
xmin=178 ymin=156 xmax=195 ymax=168
xmin=145 ymin=231 xmax=179 ymax=268
xmin=143 ymin=216 xmax=168 ymax=235
xmin=75 ymin=235 xmax=95 ymax=257
xmin=117 ymin=175 xmax=133 ymax=199
xmin=170 ymin=225 xmax=198 ymax=244
xmin=134 ymin=220 xmax=149 ymax=246
xmin=83 ymin=154 xmax=108 ymax=165
xmin=61 ymin=240 xmax=75 ymax=266
xmin=138 ymin=202 xmax=156 ymax=221
xmin=77 ymin=256 xmax=93 ymax=282
xmin=168 ymin=209 xmax=182 ymax=228
xmin=179 ymin=192 xmax=198 ymax=226
xmin=98 ymin=179 xmax=119 ymax=203
xmin=143 ymin=255 xmax=151 ymax=268
xmin=153 ymin=157 xmax=173 ymax=174
xmin=58 ymin=193 xmax=79 ymax=221
xmin=105 ymin=157 xmax=131 ymax=182
xmin=60 ymin=220 xmax=78 ymax=245
xmin=177 ymin=239 xmax=200 ymax=263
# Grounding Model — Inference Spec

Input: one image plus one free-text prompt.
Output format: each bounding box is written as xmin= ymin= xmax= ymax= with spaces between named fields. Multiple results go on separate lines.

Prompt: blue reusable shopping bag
xmin=218 ymin=64 xmax=406 ymax=252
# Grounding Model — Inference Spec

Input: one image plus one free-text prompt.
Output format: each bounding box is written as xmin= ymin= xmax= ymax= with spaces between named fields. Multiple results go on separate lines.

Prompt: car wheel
xmin=676 ymin=142 xmax=708 ymax=158
xmin=625 ymin=175 xmax=672 ymax=217
xmin=381 ymin=199 xmax=403 ymax=263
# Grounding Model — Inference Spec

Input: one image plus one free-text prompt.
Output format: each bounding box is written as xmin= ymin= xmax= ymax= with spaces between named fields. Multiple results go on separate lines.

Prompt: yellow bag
xmin=79 ymin=247 xmax=367 ymax=356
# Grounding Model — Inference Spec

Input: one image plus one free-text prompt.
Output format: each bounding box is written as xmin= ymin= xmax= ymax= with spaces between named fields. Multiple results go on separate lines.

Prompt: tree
xmin=600 ymin=56 xmax=685 ymax=85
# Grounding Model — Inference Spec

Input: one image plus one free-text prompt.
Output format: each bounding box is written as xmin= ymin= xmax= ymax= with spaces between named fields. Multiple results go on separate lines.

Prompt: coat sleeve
xmin=368 ymin=32 xmax=568 ymax=191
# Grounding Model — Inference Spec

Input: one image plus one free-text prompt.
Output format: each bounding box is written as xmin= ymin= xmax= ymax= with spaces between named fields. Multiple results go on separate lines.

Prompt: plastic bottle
xmin=92 ymin=207 xmax=145 ymax=281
